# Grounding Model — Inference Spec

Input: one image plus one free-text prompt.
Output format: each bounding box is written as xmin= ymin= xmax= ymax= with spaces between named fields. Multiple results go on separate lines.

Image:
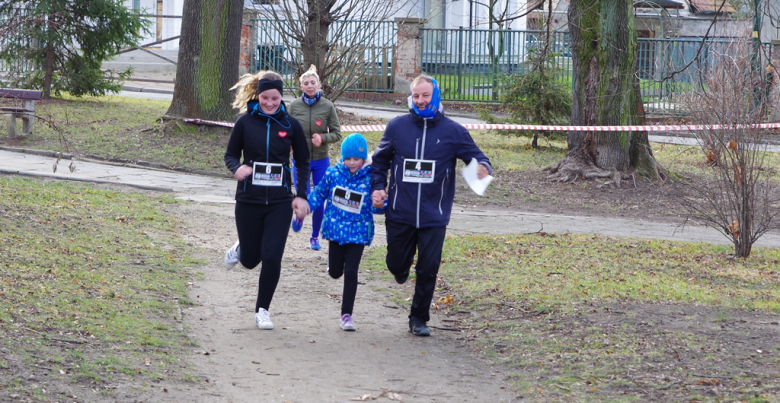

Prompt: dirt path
xmin=162 ymin=203 xmax=518 ymax=403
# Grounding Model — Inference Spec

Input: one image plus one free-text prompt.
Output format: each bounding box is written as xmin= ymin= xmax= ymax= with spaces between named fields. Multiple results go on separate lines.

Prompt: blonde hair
xmin=230 ymin=70 xmax=284 ymax=113
xmin=299 ymin=65 xmax=320 ymax=83
xmin=410 ymin=74 xmax=433 ymax=90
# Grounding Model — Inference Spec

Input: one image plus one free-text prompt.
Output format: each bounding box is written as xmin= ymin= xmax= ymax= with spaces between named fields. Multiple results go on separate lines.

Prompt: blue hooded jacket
xmin=371 ymin=110 xmax=491 ymax=228
xmin=308 ymin=162 xmax=386 ymax=246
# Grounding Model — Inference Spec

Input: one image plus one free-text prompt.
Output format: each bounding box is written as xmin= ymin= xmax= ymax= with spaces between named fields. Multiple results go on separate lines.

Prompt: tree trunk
xmin=546 ymin=0 xmax=663 ymax=184
xmin=166 ymin=0 xmax=243 ymax=121
xmin=43 ymin=12 xmax=56 ymax=100
xmin=300 ymin=0 xmax=335 ymax=94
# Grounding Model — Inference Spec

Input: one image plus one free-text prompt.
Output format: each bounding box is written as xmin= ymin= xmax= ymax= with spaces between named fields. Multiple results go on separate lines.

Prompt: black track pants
xmin=327 ymin=242 xmax=365 ymax=316
xmin=384 ymin=219 xmax=447 ymax=322
xmin=234 ymin=201 xmax=293 ymax=313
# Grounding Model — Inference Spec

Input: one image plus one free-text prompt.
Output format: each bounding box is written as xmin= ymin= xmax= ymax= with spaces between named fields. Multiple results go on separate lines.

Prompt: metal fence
xmin=0 ymin=10 xmax=38 ymax=76
xmin=637 ymin=38 xmax=773 ymax=114
xmin=420 ymin=28 xmax=572 ymax=102
xmin=421 ymin=27 xmax=774 ymax=115
xmin=251 ymin=19 xmax=396 ymax=93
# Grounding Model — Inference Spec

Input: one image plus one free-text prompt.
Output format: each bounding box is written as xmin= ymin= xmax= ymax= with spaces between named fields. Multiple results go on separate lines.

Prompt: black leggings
xmin=327 ymin=241 xmax=365 ymax=316
xmin=234 ymin=201 xmax=293 ymax=313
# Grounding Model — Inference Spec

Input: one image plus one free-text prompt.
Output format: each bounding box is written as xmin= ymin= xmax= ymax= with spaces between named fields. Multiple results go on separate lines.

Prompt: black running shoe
xmin=393 ymin=270 xmax=409 ymax=284
xmin=408 ymin=316 xmax=430 ymax=336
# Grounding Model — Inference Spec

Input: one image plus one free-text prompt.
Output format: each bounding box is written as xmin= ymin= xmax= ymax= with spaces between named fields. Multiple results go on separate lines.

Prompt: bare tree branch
xmin=250 ymin=0 xmax=418 ymax=100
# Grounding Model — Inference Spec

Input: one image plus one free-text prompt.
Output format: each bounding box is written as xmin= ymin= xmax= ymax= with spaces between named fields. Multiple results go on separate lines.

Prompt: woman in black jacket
xmin=223 ymin=70 xmax=311 ymax=330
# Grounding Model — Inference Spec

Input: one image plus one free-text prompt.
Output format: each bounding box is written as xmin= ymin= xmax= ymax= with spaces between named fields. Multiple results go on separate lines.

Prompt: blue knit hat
xmin=341 ymin=133 xmax=368 ymax=160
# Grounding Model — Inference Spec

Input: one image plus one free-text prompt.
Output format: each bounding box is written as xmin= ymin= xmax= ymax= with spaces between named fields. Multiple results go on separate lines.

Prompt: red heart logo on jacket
xmin=278 ymin=131 xmax=287 ymax=138
xmin=315 ymin=120 xmax=322 ymax=127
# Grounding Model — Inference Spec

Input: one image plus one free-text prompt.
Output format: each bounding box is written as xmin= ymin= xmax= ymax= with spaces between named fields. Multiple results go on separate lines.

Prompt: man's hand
xmin=234 ymin=165 xmax=253 ymax=181
xmin=477 ymin=163 xmax=490 ymax=180
xmin=371 ymin=189 xmax=387 ymax=208
xmin=292 ymin=197 xmax=310 ymax=218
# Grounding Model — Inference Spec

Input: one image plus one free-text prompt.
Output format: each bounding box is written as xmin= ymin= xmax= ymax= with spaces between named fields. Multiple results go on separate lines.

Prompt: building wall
xmin=123 ymin=0 xmax=183 ymax=49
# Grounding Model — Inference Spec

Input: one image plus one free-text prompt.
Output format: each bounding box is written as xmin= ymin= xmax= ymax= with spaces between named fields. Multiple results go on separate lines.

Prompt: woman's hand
xmin=292 ymin=197 xmax=310 ymax=218
xmin=312 ymin=133 xmax=323 ymax=147
xmin=234 ymin=165 xmax=253 ymax=181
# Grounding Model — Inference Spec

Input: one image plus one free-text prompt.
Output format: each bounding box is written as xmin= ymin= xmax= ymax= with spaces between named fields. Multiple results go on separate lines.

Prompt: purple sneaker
xmin=310 ymin=237 xmax=321 ymax=250
xmin=340 ymin=314 xmax=356 ymax=331
xmin=291 ymin=216 xmax=303 ymax=232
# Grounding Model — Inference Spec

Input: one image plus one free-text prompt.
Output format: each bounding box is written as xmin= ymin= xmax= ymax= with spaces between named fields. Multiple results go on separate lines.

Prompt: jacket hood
xmin=248 ymin=99 xmax=290 ymax=120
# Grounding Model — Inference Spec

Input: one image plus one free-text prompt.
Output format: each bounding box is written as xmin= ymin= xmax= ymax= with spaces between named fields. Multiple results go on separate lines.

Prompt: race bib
xmin=332 ymin=186 xmax=364 ymax=214
xmin=402 ymin=159 xmax=435 ymax=184
xmin=252 ymin=162 xmax=283 ymax=187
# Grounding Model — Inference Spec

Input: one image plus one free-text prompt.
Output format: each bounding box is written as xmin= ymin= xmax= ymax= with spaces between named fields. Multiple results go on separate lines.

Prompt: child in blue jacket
xmin=307 ymin=133 xmax=386 ymax=331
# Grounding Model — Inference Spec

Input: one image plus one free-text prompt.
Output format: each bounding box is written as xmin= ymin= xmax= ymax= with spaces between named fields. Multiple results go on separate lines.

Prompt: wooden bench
xmin=1 ymin=88 xmax=43 ymax=137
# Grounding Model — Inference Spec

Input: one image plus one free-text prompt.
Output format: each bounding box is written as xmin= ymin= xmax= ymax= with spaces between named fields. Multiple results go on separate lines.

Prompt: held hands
xmin=312 ymin=133 xmax=323 ymax=147
xmin=371 ymin=189 xmax=387 ymax=209
xmin=292 ymin=197 xmax=310 ymax=219
xmin=234 ymin=165 xmax=253 ymax=181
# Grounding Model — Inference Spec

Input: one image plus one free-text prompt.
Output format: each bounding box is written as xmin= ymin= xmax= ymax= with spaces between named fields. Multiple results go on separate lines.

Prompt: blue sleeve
xmin=307 ymin=169 xmax=332 ymax=212
xmin=371 ymin=199 xmax=388 ymax=215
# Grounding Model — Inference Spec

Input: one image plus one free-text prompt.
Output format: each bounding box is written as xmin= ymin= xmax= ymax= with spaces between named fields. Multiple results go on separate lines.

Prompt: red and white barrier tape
xmin=184 ymin=119 xmax=780 ymax=133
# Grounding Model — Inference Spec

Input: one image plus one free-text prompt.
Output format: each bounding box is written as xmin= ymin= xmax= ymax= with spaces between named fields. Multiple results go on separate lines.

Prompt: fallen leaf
xmin=144 ymin=357 xmax=151 ymax=366
xmin=349 ymin=393 xmax=371 ymax=401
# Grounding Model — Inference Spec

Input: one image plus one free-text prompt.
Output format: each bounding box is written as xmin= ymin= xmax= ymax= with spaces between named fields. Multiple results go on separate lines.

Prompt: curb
xmin=121 ymin=85 xmax=174 ymax=94
xmin=0 ymin=146 xmax=231 ymax=179
xmin=0 ymin=168 xmax=174 ymax=192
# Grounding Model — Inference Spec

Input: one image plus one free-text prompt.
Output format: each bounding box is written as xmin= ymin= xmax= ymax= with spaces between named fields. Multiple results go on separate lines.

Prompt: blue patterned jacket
xmin=308 ymin=161 xmax=386 ymax=246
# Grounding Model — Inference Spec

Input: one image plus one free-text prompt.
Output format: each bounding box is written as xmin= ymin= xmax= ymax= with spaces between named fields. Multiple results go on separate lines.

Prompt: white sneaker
xmin=340 ymin=314 xmax=356 ymax=331
xmin=224 ymin=241 xmax=240 ymax=269
xmin=255 ymin=308 xmax=273 ymax=330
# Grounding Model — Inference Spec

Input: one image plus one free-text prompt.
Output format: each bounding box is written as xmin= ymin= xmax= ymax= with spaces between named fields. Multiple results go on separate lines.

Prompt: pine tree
xmin=0 ymin=0 xmax=148 ymax=98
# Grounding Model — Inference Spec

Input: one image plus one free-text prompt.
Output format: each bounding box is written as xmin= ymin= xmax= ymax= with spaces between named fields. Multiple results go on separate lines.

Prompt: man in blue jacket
xmin=371 ymin=75 xmax=492 ymax=336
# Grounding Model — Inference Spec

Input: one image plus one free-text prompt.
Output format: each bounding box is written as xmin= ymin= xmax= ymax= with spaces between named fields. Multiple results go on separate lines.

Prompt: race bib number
xmin=402 ymin=159 xmax=435 ymax=184
xmin=332 ymin=186 xmax=364 ymax=214
xmin=252 ymin=162 xmax=283 ymax=187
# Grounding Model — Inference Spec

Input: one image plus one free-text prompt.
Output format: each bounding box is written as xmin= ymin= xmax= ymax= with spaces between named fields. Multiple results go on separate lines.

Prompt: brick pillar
xmin=394 ymin=17 xmax=425 ymax=95
xmin=238 ymin=11 xmax=258 ymax=76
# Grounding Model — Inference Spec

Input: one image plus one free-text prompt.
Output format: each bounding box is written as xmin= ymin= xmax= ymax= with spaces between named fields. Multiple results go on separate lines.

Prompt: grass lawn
xmin=0 ymin=176 xmax=203 ymax=400
xmin=363 ymin=233 xmax=780 ymax=402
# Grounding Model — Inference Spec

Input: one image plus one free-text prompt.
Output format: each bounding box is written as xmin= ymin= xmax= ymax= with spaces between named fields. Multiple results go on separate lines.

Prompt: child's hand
xmin=371 ymin=189 xmax=387 ymax=208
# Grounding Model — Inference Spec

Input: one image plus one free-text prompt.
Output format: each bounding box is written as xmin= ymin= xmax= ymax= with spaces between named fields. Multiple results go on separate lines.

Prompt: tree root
xmin=544 ymin=155 xmax=616 ymax=184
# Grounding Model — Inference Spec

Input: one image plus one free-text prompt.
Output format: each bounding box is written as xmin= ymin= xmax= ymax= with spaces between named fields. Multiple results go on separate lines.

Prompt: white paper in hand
xmin=461 ymin=158 xmax=493 ymax=196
